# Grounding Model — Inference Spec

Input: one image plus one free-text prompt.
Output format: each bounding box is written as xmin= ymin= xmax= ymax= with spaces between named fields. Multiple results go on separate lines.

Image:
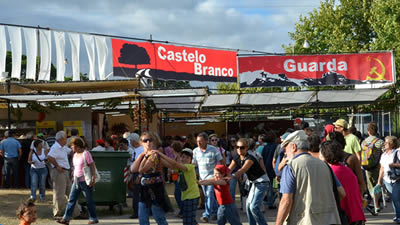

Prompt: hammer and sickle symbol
xmin=366 ymin=57 xmax=386 ymax=80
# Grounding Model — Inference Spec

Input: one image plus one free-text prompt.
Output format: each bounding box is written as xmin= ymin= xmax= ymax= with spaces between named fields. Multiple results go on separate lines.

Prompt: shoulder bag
xmin=82 ymin=151 xmax=101 ymax=185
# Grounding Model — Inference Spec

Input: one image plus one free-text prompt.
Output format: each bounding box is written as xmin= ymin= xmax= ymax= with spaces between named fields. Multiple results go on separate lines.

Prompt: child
xmin=157 ymin=148 xmax=200 ymax=225
xmin=198 ymin=165 xmax=242 ymax=225
xmin=16 ymin=201 xmax=37 ymax=225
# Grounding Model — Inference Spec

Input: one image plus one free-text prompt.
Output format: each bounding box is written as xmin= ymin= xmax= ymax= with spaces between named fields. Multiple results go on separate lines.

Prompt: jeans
xmin=264 ymin=179 xmax=275 ymax=207
xmin=131 ymin=173 xmax=141 ymax=216
xmin=24 ymin=163 xmax=31 ymax=188
xmin=30 ymin=167 xmax=48 ymax=200
xmin=229 ymin=176 xmax=237 ymax=201
xmin=182 ymin=197 xmax=199 ymax=225
xmin=139 ymin=200 xmax=168 ymax=225
xmin=4 ymin=157 xmax=19 ymax=188
xmin=217 ymin=203 xmax=242 ymax=225
xmin=201 ymin=184 xmax=218 ymax=218
xmin=384 ymin=180 xmax=400 ymax=218
xmin=174 ymin=181 xmax=183 ymax=215
xmin=246 ymin=181 xmax=268 ymax=225
xmin=63 ymin=181 xmax=97 ymax=222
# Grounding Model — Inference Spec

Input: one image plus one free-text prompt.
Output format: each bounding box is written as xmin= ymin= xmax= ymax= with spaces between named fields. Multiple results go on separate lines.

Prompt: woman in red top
xmin=320 ymin=141 xmax=366 ymax=225
xmin=198 ymin=165 xmax=242 ymax=225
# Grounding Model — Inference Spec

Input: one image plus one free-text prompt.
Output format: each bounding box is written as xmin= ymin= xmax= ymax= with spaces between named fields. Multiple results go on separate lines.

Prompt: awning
xmin=138 ymin=88 xmax=208 ymax=112
xmin=202 ymin=88 xmax=390 ymax=111
xmin=0 ymin=91 xmax=137 ymax=102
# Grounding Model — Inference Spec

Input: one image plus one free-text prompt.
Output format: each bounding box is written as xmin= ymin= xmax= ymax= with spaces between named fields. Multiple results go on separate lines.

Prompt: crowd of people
xmin=2 ymin=119 xmax=400 ymax=224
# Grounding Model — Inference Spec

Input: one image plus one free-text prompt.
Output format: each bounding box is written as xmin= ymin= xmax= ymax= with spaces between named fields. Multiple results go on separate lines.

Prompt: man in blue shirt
xmin=0 ymin=131 xmax=22 ymax=188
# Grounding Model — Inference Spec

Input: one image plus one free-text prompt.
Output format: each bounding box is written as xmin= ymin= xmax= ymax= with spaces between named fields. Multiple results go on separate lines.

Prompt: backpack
xmin=361 ymin=138 xmax=382 ymax=170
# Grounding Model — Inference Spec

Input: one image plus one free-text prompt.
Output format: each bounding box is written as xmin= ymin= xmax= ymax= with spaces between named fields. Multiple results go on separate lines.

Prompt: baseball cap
xmin=37 ymin=133 xmax=44 ymax=138
xmin=96 ymin=139 xmax=105 ymax=145
xmin=215 ymin=164 xmax=230 ymax=175
xmin=181 ymin=148 xmax=193 ymax=156
xmin=127 ymin=133 xmax=140 ymax=143
xmin=281 ymin=130 xmax=308 ymax=147
xmin=333 ymin=119 xmax=348 ymax=129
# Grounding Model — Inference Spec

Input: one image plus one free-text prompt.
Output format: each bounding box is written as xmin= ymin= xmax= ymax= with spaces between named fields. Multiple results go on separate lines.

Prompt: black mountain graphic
xmin=240 ymin=71 xmax=377 ymax=88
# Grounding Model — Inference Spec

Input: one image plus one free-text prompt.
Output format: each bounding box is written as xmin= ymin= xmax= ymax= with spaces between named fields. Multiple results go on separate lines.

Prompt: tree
xmin=283 ymin=0 xmax=375 ymax=54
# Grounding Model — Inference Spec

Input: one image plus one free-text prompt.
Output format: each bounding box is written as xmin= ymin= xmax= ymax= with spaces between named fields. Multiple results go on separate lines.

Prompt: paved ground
xmin=65 ymin=201 xmax=397 ymax=225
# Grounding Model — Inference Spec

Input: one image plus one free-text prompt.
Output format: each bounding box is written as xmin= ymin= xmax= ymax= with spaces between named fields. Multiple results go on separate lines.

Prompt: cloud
xmin=0 ymin=0 xmax=322 ymax=78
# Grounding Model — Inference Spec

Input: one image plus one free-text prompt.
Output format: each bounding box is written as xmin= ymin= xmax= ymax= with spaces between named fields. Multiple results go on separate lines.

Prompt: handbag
xmin=326 ymin=163 xmax=349 ymax=225
xmin=178 ymin=171 xmax=188 ymax=191
xmin=389 ymin=150 xmax=400 ymax=181
xmin=82 ymin=151 xmax=101 ymax=185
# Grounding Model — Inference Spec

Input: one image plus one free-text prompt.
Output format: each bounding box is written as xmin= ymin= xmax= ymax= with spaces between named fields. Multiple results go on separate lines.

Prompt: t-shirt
xmin=380 ymin=149 xmax=398 ymax=183
xmin=344 ymin=134 xmax=361 ymax=155
xmin=233 ymin=153 xmax=265 ymax=181
xmin=0 ymin=137 xmax=21 ymax=158
xmin=331 ymin=164 xmax=366 ymax=223
xmin=181 ymin=164 xmax=200 ymax=201
xmin=91 ymin=146 xmax=105 ymax=151
xmin=192 ymin=144 xmax=223 ymax=180
xmin=73 ymin=151 xmax=94 ymax=181
xmin=280 ymin=152 xmax=342 ymax=194
xmin=214 ymin=183 xmax=233 ymax=205
xmin=256 ymin=143 xmax=266 ymax=155
xmin=48 ymin=141 xmax=72 ymax=169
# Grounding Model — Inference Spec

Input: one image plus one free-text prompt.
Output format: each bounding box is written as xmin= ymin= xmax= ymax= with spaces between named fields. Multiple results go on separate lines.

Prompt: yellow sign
xmin=366 ymin=57 xmax=386 ymax=81
xmin=63 ymin=121 xmax=84 ymax=136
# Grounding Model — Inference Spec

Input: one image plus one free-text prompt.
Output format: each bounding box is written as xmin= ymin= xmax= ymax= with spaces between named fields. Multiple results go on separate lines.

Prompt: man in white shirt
xmin=47 ymin=130 xmax=76 ymax=218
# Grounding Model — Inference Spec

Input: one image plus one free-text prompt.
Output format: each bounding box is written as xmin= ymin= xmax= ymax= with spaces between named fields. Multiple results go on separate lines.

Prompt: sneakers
xmin=88 ymin=220 xmax=99 ymax=224
xmin=200 ymin=217 xmax=208 ymax=223
xmin=394 ymin=218 xmax=400 ymax=224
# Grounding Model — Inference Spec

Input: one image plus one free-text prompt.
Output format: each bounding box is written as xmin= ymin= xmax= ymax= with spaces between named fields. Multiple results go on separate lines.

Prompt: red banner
xmin=112 ymin=39 xmax=237 ymax=83
xmin=239 ymin=52 xmax=395 ymax=88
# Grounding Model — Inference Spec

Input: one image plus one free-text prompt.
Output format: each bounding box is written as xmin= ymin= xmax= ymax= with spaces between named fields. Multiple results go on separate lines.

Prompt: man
xmin=192 ymin=132 xmax=224 ymax=223
xmin=0 ymin=131 xmax=22 ymax=188
xmin=334 ymin=119 xmax=362 ymax=161
xmin=127 ymin=133 xmax=144 ymax=219
xmin=66 ymin=129 xmax=79 ymax=147
xmin=258 ymin=132 xmax=278 ymax=209
xmin=275 ymin=130 xmax=344 ymax=225
xmin=47 ymin=130 xmax=77 ymax=218
xmin=361 ymin=122 xmax=384 ymax=212
xmin=45 ymin=130 xmax=57 ymax=147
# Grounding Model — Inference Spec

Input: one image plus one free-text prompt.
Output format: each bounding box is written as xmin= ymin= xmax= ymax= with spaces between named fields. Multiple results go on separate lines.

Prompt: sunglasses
xmin=210 ymin=139 xmax=218 ymax=142
xmin=236 ymin=145 xmax=246 ymax=150
xmin=142 ymin=138 xmax=153 ymax=143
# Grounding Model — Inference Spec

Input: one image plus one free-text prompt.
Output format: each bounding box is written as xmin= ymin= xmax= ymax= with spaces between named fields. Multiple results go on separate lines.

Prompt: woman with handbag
xmin=377 ymin=136 xmax=400 ymax=223
xmin=27 ymin=140 xmax=48 ymax=201
xmin=57 ymin=138 xmax=98 ymax=225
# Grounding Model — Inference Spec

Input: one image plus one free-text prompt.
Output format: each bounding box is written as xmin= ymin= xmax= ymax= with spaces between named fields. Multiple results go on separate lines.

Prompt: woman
xmin=27 ymin=140 xmax=48 ymax=201
xmin=228 ymin=138 xmax=269 ymax=225
xmin=320 ymin=141 xmax=366 ymax=225
xmin=329 ymin=131 xmax=366 ymax=195
xmin=209 ymin=134 xmax=226 ymax=165
xmin=377 ymin=136 xmax=400 ymax=222
xmin=131 ymin=132 xmax=175 ymax=225
xmin=104 ymin=137 xmax=115 ymax=151
xmin=57 ymin=138 xmax=98 ymax=225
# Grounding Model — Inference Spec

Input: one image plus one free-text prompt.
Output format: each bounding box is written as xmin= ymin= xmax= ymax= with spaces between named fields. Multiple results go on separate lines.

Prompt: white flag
xmin=38 ymin=30 xmax=52 ymax=81
xmin=8 ymin=26 xmax=22 ymax=80
xmin=69 ymin=33 xmax=80 ymax=81
xmin=95 ymin=36 xmax=108 ymax=80
xmin=23 ymin=28 xmax=37 ymax=80
xmin=83 ymin=34 xmax=96 ymax=80
xmin=0 ymin=26 xmax=6 ymax=75
xmin=54 ymin=31 xmax=66 ymax=82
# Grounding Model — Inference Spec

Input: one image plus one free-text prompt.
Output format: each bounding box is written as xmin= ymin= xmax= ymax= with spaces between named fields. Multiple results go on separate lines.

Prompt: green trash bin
xmin=78 ymin=151 xmax=130 ymax=214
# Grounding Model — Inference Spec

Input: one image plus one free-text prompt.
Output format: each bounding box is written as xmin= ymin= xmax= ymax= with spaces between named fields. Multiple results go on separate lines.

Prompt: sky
xmin=0 ymin=0 xmax=322 ymax=81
